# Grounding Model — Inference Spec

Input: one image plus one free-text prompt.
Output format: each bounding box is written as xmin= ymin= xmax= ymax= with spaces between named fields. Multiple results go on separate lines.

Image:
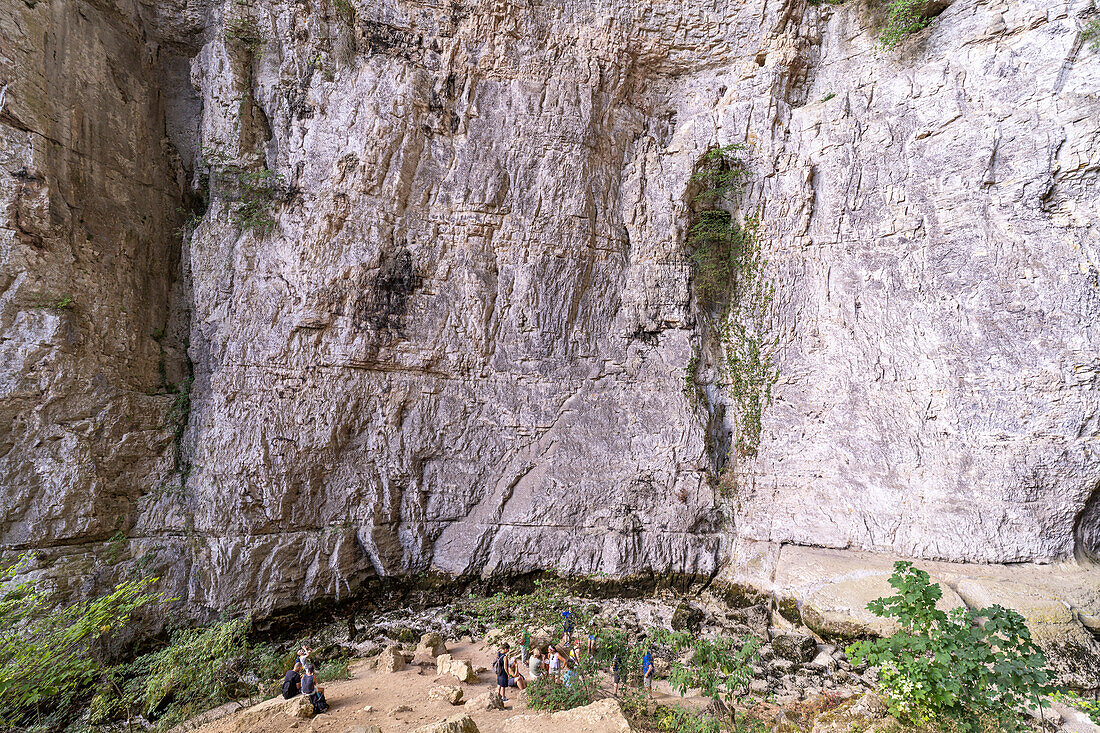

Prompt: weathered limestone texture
xmin=1 ymin=0 xmax=1099 ymax=626
xmin=0 ymin=0 xmax=199 ymax=594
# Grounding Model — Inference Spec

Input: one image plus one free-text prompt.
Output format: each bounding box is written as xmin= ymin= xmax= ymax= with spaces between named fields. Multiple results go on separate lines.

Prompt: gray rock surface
xmin=1 ymin=0 xmax=1099 ymax=631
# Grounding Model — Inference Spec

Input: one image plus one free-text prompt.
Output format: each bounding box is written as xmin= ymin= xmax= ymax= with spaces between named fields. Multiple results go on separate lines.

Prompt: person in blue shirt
xmin=642 ymin=648 xmax=654 ymax=696
xmin=562 ymin=611 xmax=575 ymax=645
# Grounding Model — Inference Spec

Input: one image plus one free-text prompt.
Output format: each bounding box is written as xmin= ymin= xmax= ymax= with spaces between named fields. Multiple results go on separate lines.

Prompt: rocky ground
xmin=173 ymin=595 xmax=1100 ymax=733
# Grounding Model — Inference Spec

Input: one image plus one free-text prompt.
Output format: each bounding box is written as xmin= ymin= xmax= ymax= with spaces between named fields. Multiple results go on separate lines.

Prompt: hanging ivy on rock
xmin=684 ymin=143 xmax=779 ymax=460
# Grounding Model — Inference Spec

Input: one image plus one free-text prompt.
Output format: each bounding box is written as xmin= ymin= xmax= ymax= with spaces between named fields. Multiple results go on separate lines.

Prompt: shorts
xmin=508 ymin=677 xmax=520 ymax=688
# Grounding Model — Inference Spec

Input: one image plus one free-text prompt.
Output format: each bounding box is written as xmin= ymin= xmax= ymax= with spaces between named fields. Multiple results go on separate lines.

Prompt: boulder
xmin=436 ymin=654 xmax=478 ymax=683
xmin=651 ymin=658 xmax=671 ymax=678
xmin=810 ymin=692 xmax=903 ymax=733
xmin=429 ymin=684 xmax=464 ymax=705
xmin=729 ymin=604 xmax=771 ymax=640
xmin=410 ymin=713 xmax=480 ymax=733
xmin=501 ymin=698 xmax=632 ymax=733
xmin=772 ymin=633 xmax=818 ymax=664
xmin=231 ymin=694 xmax=313 ymax=731
xmin=671 ymin=601 xmax=705 ymax=633
xmin=345 ymin=727 xmax=383 ymax=733
xmin=464 ymin=692 xmax=505 ymax=711
xmin=801 ymin=573 xmax=964 ymax=642
xmin=376 ymin=644 xmax=408 ymax=673
xmin=417 ymin=632 xmax=448 ymax=658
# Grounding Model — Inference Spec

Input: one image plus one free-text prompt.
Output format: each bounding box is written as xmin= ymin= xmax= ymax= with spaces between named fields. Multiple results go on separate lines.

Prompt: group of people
xmin=281 ymin=643 xmax=330 ymax=714
xmin=492 ymin=611 xmax=657 ymax=703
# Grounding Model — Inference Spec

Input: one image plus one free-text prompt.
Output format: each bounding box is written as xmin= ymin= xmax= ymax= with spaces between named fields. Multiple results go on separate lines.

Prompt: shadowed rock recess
xmin=2 ymin=0 xmax=1099 ymax=660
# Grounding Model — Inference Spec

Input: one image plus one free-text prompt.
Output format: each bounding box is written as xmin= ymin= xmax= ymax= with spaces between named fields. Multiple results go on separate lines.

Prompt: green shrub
xmin=646 ymin=628 xmax=760 ymax=722
xmin=847 ymin=562 xmax=1052 ymax=731
xmin=0 ymin=555 xmax=169 ymax=730
xmin=878 ymin=0 xmax=932 ymax=48
xmin=316 ymin=655 xmax=351 ymax=682
xmin=523 ymin=675 xmax=593 ymax=712
xmin=683 ymin=144 xmax=778 ymax=459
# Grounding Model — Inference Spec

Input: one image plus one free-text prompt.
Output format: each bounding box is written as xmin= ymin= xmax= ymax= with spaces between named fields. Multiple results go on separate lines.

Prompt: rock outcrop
xmin=1 ymin=0 xmax=1098 ymax=635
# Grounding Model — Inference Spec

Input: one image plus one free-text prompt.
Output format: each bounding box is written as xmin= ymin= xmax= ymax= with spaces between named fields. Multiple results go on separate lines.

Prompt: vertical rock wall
xmin=0 ymin=0 xmax=200 ymax=594
xmin=2 ymin=0 xmax=1098 ymax=616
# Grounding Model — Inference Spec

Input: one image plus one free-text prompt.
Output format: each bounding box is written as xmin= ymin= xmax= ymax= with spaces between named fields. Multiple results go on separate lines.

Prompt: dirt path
xmin=191 ymin=640 xmax=696 ymax=733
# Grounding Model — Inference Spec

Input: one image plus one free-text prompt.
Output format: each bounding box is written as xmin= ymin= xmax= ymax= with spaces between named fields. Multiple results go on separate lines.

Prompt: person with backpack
xmin=642 ymin=648 xmax=654 ymax=696
xmin=281 ymin=662 xmax=303 ymax=699
xmin=611 ymin=652 xmax=624 ymax=695
xmin=494 ymin=643 xmax=511 ymax=703
xmin=301 ymin=663 xmax=329 ymax=713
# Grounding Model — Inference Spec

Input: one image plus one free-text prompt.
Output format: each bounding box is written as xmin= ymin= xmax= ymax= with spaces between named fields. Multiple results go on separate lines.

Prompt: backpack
xmin=281 ymin=676 xmax=295 ymax=699
xmin=493 ymin=654 xmax=505 ymax=676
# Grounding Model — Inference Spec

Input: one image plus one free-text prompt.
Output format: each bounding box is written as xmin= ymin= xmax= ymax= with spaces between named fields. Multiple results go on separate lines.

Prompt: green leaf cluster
xmin=846 ymin=562 xmax=1052 ymax=731
xmin=878 ymin=0 xmax=932 ymax=48
xmin=91 ymin=618 xmax=292 ymax=730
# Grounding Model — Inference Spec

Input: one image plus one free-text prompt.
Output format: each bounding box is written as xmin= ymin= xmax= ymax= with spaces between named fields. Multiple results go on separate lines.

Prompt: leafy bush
xmin=91 ymin=617 xmax=293 ymax=730
xmin=878 ymin=0 xmax=932 ymax=48
xmin=0 ymin=555 xmax=169 ymax=730
xmin=646 ymin=628 xmax=760 ymax=722
xmin=523 ymin=675 xmax=593 ymax=712
xmin=846 ymin=562 xmax=1051 ymax=731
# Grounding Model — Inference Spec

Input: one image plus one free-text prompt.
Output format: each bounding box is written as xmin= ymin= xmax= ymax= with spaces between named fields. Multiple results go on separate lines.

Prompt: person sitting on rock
xmin=562 ymin=657 xmax=577 ymax=688
xmin=528 ymin=647 xmax=543 ymax=680
xmin=494 ymin=642 xmax=511 ymax=703
xmin=301 ymin=663 xmax=329 ymax=713
xmin=281 ymin=661 xmax=303 ymax=699
xmin=507 ymin=652 xmax=527 ymax=691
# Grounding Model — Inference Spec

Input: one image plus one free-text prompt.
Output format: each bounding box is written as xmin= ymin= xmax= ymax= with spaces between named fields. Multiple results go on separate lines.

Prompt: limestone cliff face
xmin=1 ymin=0 xmax=1098 ymax=615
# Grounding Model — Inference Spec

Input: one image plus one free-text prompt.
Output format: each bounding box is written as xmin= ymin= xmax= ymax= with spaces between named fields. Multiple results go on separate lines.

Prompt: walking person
xmin=642 ymin=647 xmax=654 ymax=697
xmin=611 ymin=652 xmax=624 ymax=696
xmin=561 ymin=611 xmax=575 ymax=646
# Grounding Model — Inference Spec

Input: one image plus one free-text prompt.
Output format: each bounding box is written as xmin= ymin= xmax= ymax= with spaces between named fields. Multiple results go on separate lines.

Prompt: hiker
xmin=528 ymin=647 xmax=543 ymax=680
xmin=561 ymin=611 xmax=575 ymax=645
xmin=281 ymin=662 xmax=303 ymax=699
xmin=586 ymin=632 xmax=596 ymax=657
xmin=301 ymin=664 xmax=329 ymax=713
xmin=297 ymin=642 xmax=313 ymax=669
xmin=611 ymin=652 xmax=624 ymax=695
xmin=642 ymin=648 xmax=654 ymax=696
xmin=494 ymin=643 xmax=511 ymax=702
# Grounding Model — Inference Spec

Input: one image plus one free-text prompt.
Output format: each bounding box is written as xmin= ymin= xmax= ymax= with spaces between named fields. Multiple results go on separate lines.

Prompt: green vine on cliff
xmin=685 ymin=144 xmax=778 ymax=459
